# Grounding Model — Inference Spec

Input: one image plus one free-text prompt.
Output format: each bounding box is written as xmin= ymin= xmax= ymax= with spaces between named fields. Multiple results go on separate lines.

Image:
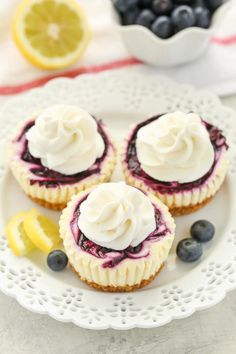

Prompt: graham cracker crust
xmin=71 ymin=264 xmax=164 ymax=292
xmin=170 ymin=196 xmax=213 ymax=216
xmin=29 ymin=196 xmax=67 ymax=211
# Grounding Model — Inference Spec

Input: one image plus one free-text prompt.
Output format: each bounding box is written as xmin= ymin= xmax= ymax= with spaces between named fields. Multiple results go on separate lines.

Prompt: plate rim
xmin=0 ymin=66 xmax=235 ymax=330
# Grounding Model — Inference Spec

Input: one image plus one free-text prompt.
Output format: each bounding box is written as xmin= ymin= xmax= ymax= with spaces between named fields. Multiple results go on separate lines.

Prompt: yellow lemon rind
xmin=12 ymin=0 xmax=92 ymax=70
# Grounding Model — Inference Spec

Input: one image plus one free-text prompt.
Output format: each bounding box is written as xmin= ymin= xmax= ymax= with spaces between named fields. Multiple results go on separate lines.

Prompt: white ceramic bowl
xmin=111 ymin=2 xmax=229 ymax=67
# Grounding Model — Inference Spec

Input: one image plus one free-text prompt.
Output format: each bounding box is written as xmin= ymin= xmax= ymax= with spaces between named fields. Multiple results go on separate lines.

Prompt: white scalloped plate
xmin=0 ymin=66 xmax=236 ymax=330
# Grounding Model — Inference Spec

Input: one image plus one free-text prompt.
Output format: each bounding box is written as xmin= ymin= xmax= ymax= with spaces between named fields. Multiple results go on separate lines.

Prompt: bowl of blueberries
xmin=111 ymin=0 xmax=229 ymax=66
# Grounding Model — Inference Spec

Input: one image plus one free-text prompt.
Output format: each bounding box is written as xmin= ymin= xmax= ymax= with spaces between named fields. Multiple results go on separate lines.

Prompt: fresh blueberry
xmin=127 ymin=0 xmax=140 ymax=7
xmin=152 ymin=0 xmax=173 ymax=15
xmin=205 ymin=0 xmax=222 ymax=11
xmin=47 ymin=250 xmax=68 ymax=271
xmin=177 ymin=238 xmax=203 ymax=262
xmin=193 ymin=0 xmax=207 ymax=8
xmin=151 ymin=16 xmax=172 ymax=38
xmin=139 ymin=0 xmax=153 ymax=8
xmin=136 ymin=9 xmax=156 ymax=28
xmin=171 ymin=5 xmax=196 ymax=32
xmin=191 ymin=220 xmax=215 ymax=242
xmin=194 ymin=6 xmax=210 ymax=28
xmin=112 ymin=0 xmax=139 ymax=13
xmin=122 ymin=6 xmax=140 ymax=25
xmin=174 ymin=0 xmax=193 ymax=5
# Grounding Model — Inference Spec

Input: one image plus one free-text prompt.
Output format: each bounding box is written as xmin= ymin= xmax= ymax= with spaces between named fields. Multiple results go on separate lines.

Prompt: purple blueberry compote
xmin=15 ymin=118 xmax=110 ymax=187
xmin=70 ymin=195 xmax=170 ymax=268
xmin=125 ymin=114 xmax=228 ymax=194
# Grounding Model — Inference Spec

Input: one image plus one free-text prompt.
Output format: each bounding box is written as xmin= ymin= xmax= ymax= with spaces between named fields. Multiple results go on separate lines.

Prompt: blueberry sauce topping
xmin=125 ymin=114 xmax=228 ymax=194
xmin=70 ymin=196 xmax=170 ymax=268
xmin=15 ymin=119 xmax=110 ymax=187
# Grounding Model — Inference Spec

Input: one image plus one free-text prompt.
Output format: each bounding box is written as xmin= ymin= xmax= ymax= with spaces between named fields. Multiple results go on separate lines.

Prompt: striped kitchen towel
xmin=0 ymin=0 xmax=236 ymax=97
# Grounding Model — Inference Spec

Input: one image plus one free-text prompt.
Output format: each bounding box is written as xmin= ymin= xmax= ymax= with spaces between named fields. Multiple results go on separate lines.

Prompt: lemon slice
xmin=23 ymin=209 xmax=60 ymax=253
xmin=12 ymin=0 xmax=92 ymax=69
xmin=6 ymin=212 xmax=35 ymax=256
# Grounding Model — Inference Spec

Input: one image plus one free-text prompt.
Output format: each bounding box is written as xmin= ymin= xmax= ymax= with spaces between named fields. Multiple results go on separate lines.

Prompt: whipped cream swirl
xmin=78 ymin=183 xmax=156 ymax=251
xmin=136 ymin=112 xmax=215 ymax=183
xmin=26 ymin=104 xmax=105 ymax=175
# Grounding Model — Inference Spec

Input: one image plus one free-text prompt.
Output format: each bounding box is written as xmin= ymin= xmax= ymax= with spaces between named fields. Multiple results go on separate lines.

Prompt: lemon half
xmin=13 ymin=0 xmax=92 ymax=69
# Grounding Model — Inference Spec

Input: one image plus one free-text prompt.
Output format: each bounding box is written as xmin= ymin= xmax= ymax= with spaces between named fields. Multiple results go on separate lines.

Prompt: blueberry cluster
xmin=112 ymin=0 xmax=223 ymax=39
xmin=177 ymin=220 xmax=215 ymax=262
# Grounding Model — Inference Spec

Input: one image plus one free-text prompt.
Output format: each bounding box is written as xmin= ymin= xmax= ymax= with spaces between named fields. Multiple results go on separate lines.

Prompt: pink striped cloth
xmin=0 ymin=0 xmax=236 ymax=96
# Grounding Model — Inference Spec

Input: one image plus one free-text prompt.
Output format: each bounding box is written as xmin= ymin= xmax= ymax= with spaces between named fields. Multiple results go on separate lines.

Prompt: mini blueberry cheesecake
xmin=60 ymin=182 xmax=175 ymax=292
xmin=9 ymin=104 xmax=116 ymax=210
xmin=122 ymin=111 xmax=229 ymax=216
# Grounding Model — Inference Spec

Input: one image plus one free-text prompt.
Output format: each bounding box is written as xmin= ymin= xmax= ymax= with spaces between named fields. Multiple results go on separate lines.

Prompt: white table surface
xmin=0 ymin=95 xmax=236 ymax=354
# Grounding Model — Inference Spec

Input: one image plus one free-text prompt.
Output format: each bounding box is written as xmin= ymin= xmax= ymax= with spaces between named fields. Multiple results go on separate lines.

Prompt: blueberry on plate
xmin=139 ymin=0 xmax=153 ymax=8
xmin=171 ymin=5 xmax=196 ymax=32
xmin=112 ymin=0 xmax=139 ymax=13
xmin=136 ymin=9 xmax=156 ymax=28
xmin=194 ymin=6 xmax=210 ymax=28
xmin=47 ymin=250 xmax=68 ymax=271
xmin=151 ymin=16 xmax=173 ymax=38
xmin=122 ymin=6 xmax=140 ymax=25
xmin=205 ymin=0 xmax=223 ymax=11
xmin=191 ymin=220 xmax=215 ymax=242
xmin=152 ymin=0 xmax=173 ymax=16
xmin=177 ymin=238 xmax=203 ymax=262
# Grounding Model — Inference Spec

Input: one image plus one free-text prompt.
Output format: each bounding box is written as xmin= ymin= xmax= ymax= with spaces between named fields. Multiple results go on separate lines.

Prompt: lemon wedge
xmin=12 ymin=0 xmax=92 ymax=69
xmin=6 ymin=211 xmax=35 ymax=256
xmin=23 ymin=209 xmax=60 ymax=253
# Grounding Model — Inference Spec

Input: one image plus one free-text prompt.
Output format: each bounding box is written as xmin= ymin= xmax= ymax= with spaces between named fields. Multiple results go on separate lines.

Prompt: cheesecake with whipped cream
xmin=60 ymin=182 xmax=175 ymax=292
xmin=9 ymin=104 xmax=116 ymax=210
xmin=122 ymin=112 xmax=229 ymax=215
